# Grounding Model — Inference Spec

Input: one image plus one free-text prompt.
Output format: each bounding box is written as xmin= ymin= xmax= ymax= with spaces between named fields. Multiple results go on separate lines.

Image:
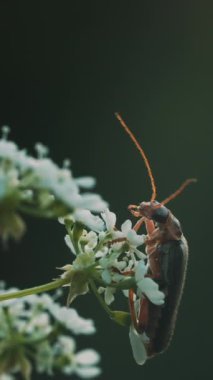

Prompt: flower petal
xmin=101 ymin=209 xmax=116 ymax=232
xmin=75 ymin=366 xmax=101 ymax=378
xmin=74 ymin=209 xmax=104 ymax=232
xmin=101 ymin=269 xmax=111 ymax=284
xmin=121 ymin=219 xmax=132 ymax=234
xmin=126 ymin=229 xmax=145 ymax=247
xmin=77 ymin=193 xmax=108 ymax=212
xmin=135 ymin=261 xmax=147 ymax=282
xmin=64 ymin=235 xmax=76 ymax=255
xmin=104 ymin=287 xmax=115 ymax=305
xmin=138 ymin=278 xmax=165 ymax=305
xmin=75 ymin=177 xmax=96 ymax=189
xmin=76 ymin=349 xmax=100 ymax=366
xmin=129 ymin=325 xmax=147 ymax=365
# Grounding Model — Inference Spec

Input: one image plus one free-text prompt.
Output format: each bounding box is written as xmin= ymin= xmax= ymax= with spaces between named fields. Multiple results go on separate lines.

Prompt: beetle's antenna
xmin=161 ymin=178 xmax=197 ymax=205
xmin=115 ymin=112 xmax=157 ymax=201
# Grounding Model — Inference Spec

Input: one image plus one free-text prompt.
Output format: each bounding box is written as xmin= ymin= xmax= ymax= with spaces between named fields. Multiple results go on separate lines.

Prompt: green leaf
xmin=67 ymin=271 xmax=89 ymax=305
xmin=110 ymin=311 xmax=131 ymax=327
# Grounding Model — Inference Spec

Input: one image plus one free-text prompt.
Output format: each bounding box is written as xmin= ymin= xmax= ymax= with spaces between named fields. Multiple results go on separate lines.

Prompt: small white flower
xmin=75 ymin=177 xmax=96 ymax=189
xmin=74 ymin=209 xmax=105 ymax=232
xmin=56 ymin=337 xmax=102 ymax=378
xmin=75 ymin=349 xmax=101 ymax=378
xmin=75 ymin=366 xmax=101 ymax=378
xmin=99 ymin=254 xmax=115 ymax=285
xmin=22 ymin=293 xmax=55 ymax=314
xmin=25 ymin=312 xmax=51 ymax=335
xmin=99 ymin=251 xmax=124 ymax=285
xmin=76 ymin=193 xmax=108 ymax=213
xmin=55 ymin=335 xmax=76 ymax=354
xmin=0 ymin=132 xmax=108 ymax=229
xmin=135 ymin=261 xmax=165 ymax=305
xmin=0 ymin=285 xmax=100 ymax=379
xmin=82 ymin=231 xmax=98 ymax=253
xmin=121 ymin=220 xmax=146 ymax=258
xmin=65 ymin=234 xmax=77 ymax=255
xmin=0 ymin=140 xmax=19 ymax=161
xmin=8 ymin=301 xmax=25 ymax=317
xmin=95 ymin=246 xmax=108 ymax=259
xmin=35 ymin=143 xmax=49 ymax=158
xmin=98 ymin=286 xmax=116 ymax=305
xmin=104 ymin=286 xmax=116 ymax=305
xmin=101 ymin=268 xmax=111 ymax=284
xmin=76 ymin=349 xmax=100 ymax=366
xmin=101 ymin=209 xmax=116 ymax=232
xmin=50 ymin=305 xmax=96 ymax=335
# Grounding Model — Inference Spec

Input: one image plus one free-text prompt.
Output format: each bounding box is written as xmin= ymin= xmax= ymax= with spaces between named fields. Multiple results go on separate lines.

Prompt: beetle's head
xmin=128 ymin=201 xmax=169 ymax=224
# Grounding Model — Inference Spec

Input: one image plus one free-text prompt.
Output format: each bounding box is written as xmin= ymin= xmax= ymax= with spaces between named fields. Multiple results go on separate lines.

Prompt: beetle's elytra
xmin=138 ymin=202 xmax=188 ymax=357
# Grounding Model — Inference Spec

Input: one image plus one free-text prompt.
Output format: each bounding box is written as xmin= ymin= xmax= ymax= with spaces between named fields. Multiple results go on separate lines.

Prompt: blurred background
xmin=0 ymin=1 xmax=212 ymax=379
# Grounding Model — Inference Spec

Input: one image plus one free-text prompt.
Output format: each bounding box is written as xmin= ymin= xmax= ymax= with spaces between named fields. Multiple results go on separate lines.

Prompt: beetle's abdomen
xmin=146 ymin=236 xmax=188 ymax=356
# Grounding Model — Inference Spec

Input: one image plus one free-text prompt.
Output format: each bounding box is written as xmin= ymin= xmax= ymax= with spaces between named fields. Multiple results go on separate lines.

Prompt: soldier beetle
xmin=115 ymin=113 xmax=196 ymax=360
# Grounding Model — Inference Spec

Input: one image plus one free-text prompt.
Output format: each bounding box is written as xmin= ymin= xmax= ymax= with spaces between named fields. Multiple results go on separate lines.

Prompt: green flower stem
xmin=89 ymin=279 xmax=113 ymax=318
xmin=112 ymin=277 xmax=136 ymax=289
xmin=0 ymin=278 xmax=69 ymax=302
xmin=89 ymin=279 xmax=131 ymax=327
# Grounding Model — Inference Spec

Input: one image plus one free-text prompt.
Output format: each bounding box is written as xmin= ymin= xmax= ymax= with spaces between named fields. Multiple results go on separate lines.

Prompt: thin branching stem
xmin=0 ymin=278 xmax=69 ymax=302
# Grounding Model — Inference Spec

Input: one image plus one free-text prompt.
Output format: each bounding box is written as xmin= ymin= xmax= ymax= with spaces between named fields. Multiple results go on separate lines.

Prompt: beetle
xmin=115 ymin=112 xmax=196 ymax=360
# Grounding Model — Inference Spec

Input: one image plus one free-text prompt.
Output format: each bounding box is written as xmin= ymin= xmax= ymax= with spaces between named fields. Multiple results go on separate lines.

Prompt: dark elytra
xmin=146 ymin=236 xmax=188 ymax=356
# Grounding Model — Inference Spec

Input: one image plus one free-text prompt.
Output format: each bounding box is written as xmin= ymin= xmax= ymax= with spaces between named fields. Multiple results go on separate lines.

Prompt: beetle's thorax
xmin=138 ymin=201 xmax=183 ymax=242
xmin=138 ymin=201 xmax=169 ymax=224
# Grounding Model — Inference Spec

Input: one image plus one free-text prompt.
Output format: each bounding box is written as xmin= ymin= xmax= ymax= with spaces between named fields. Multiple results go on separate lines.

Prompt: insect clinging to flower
xmin=115 ymin=112 xmax=196 ymax=364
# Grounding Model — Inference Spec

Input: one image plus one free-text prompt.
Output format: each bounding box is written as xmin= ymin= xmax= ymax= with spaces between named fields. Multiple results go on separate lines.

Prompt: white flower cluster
xmin=0 ymin=129 xmax=166 ymax=368
xmin=0 ymin=127 xmax=107 ymax=241
xmin=61 ymin=209 xmax=165 ymax=365
xmin=0 ymin=284 xmax=101 ymax=379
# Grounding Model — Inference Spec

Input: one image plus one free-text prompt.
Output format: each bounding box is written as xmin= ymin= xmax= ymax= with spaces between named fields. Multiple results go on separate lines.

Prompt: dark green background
xmin=0 ymin=1 xmax=212 ymax=379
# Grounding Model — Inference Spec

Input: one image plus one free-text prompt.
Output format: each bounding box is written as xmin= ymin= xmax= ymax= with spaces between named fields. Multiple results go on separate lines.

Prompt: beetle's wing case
xmin=146 ymin=235 xmax=188 ymax=357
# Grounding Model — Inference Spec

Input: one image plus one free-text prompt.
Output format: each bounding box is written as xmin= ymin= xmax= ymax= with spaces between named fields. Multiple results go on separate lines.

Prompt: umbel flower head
xmin=0 ymin=284 xmax=101 ymax=380
xmin=59 ymin=208 xmax=165 ymax=364
xmin=0 ymin=127 xmax=107 ymax=241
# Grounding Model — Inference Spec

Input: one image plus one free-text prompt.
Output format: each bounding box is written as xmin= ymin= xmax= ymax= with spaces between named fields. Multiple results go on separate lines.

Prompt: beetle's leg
xmin=145 ymin=219 xmax=162 ymax=246
xmin=129 ymin=288 xmax=138 ymax=330
xmin=128 ymin=204 xmax=141 ymax=218
xmin=108 ymin=237 xmax=127 ymax=245
xmin=145 ymin=219 xmax=155 ymax=235
xmin=144 ymin=219 xmax=161 ymax=277
xmin=129 ymin=290 xmax=150 ymax=333
xmin=133 ymin=217 xmax=145 ymax=232
xmin=138 ymin=297 xmax=149 ymax=333
xmin=144 ymin=219 xmax=157 ymax=253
